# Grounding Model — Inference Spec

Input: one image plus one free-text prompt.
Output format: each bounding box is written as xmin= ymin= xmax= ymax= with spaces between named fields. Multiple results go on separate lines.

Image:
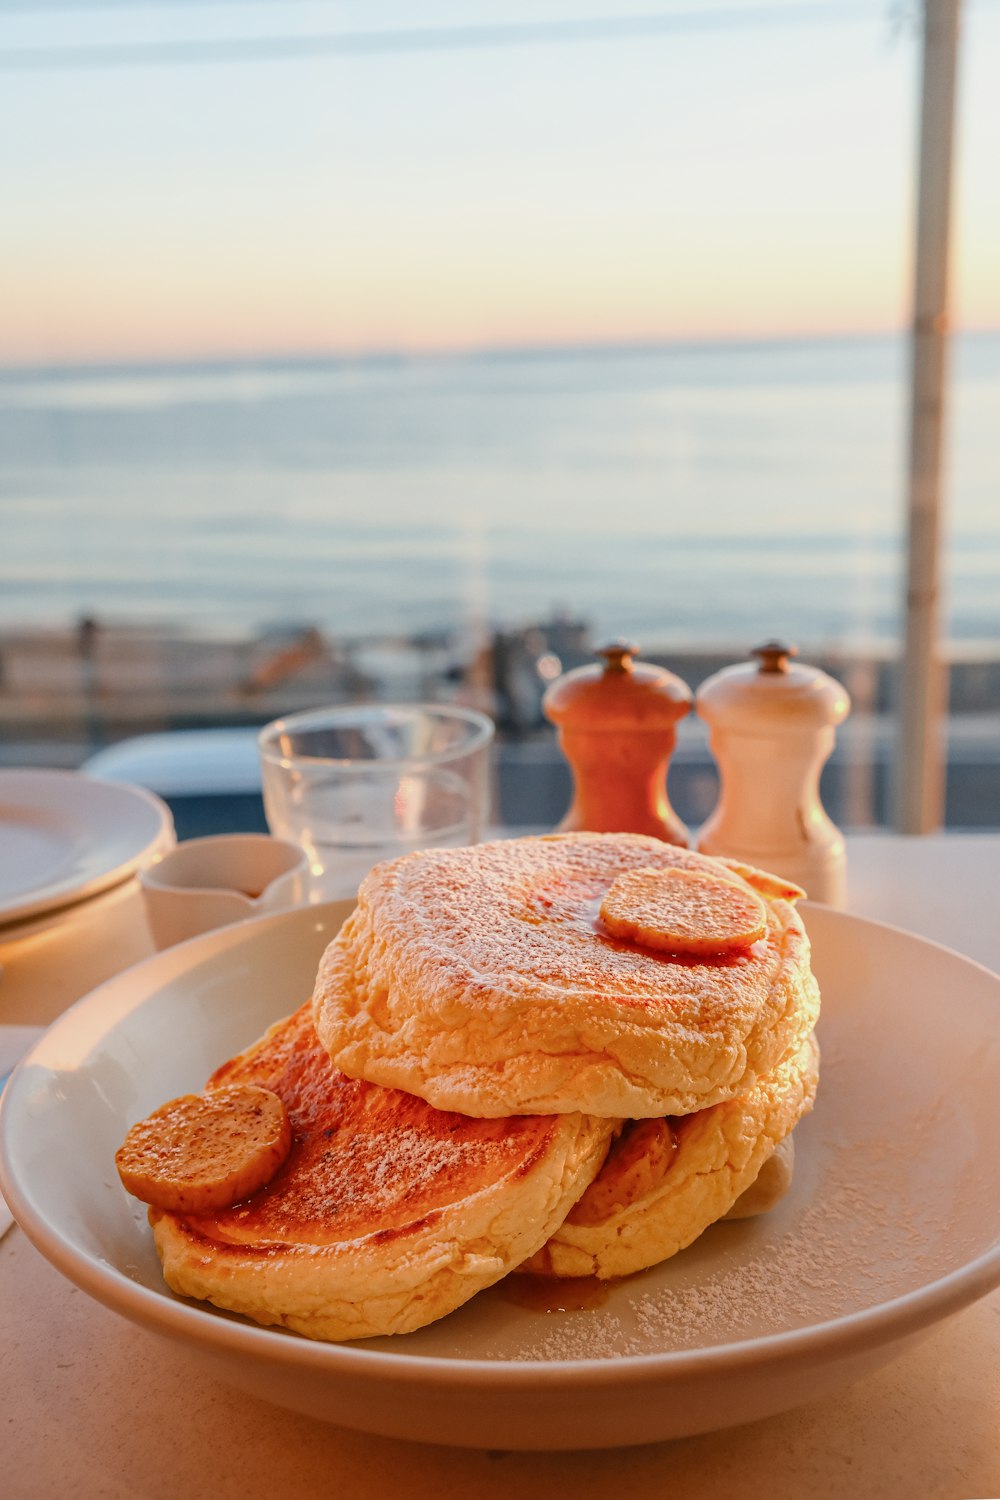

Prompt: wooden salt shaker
xmin=542 ymin=639 xmax=692 ymax=845
xmin=695 ymin=640 xmax=851 ymax=906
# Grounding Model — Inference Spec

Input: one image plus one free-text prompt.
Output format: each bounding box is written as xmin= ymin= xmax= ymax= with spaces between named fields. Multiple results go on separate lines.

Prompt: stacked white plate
xmin=0 ymin=768 xmax=175 ymax=939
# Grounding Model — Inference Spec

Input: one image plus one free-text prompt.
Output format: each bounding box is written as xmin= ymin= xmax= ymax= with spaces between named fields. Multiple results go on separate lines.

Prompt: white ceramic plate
xmin=1 ymin=902 xmax=999 ymax=1450
xmin=0 ymin=769 xmax=174 ymax=927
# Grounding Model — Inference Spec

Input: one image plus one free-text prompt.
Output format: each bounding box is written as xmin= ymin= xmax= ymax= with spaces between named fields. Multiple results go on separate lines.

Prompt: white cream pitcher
xmin=139 ymin=833 xmax=310 ymax=949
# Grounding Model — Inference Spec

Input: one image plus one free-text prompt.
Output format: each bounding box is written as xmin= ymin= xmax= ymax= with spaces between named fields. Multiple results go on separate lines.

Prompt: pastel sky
xmin=2 ymin=1 xmax=998 ymax=366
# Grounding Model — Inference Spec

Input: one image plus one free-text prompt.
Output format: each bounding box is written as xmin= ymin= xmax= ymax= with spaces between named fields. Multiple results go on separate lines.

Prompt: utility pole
xmin=895 ymin=0 xmax=962 ymax=833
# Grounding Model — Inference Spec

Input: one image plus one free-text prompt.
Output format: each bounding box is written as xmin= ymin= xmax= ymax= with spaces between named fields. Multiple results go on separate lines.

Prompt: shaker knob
xmin=594 ymin=638 xmax=639 ymax=672
xmin=752 ymin=639 xmax=798 ymax=674
xmin=542 ymin=640 xmax=692 ymax=845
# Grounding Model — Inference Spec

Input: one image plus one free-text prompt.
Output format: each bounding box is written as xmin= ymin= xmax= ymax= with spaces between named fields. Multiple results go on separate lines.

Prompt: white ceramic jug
xmin=139 ymin=833 xmax=310 ymax=949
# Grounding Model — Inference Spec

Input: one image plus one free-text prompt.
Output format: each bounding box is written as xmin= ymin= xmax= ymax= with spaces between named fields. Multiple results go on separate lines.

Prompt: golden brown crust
xmin=519 ymin=1030 xmax=819 ymax=1280
xmin=150 ymin=1006 xmax=616 ymax=1341
xmin=312 ymin=833 xmax=820 ymax=1119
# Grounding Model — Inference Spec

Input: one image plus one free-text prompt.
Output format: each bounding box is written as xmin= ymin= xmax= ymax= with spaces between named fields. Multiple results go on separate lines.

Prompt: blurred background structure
xmin=1 ymin=0 xmax=997 ymax=836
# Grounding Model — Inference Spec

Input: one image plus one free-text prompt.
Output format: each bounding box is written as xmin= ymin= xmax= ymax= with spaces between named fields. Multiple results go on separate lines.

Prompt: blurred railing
xmin=4 ymin=618 xmax=999 ymax=834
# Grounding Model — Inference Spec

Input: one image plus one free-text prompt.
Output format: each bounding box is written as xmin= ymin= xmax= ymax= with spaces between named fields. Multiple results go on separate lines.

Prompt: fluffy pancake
xmin=149 ymin=1005 xmax=616 ymax=1342
xmin=312 ymin=832 xmax=820 ymax=1119
xmin=520 ymin=1030 xmax=819 ymax=1279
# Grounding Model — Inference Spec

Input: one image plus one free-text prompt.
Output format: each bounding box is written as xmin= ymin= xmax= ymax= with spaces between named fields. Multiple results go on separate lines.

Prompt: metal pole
xmin=894 ymin=0 xmax=962 ymax=833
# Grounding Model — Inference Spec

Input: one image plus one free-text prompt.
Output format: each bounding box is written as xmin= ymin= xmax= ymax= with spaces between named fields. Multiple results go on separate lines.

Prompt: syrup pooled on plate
xmin=501 ymin=1273 xmax=613 ymax=1313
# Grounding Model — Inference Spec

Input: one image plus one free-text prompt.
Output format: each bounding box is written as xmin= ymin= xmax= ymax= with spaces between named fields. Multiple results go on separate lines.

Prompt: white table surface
xmin=1 ymin=832 xmax=998 ymax=1499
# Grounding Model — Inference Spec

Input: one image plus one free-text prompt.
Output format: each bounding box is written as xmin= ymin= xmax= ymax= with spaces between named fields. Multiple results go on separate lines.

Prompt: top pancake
xmin=312 ymin=832 xmax=820 ymax=1119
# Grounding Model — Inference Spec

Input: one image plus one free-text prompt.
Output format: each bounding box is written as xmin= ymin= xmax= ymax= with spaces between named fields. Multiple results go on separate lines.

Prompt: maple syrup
xmin=501 ymin=1274 xmax=612 ymax=1313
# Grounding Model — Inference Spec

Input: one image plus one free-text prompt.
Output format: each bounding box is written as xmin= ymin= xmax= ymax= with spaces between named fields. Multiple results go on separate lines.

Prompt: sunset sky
xmin=2 ymin=1 xmax=998 ymax=367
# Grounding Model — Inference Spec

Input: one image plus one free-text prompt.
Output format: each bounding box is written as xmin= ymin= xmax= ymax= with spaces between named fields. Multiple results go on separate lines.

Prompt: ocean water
xmin=1 ymin=332 xmax=998 ymax=652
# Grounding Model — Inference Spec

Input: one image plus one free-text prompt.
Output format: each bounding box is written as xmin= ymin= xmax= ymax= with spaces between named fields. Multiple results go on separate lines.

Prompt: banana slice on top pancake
xmin=520 ymin=1030 xmax=819 ymax=1280
xmin=312 ymin=832 xmax=820 ymax=1120
xmin=143 ymin=1005 xmax=615 ymax=1342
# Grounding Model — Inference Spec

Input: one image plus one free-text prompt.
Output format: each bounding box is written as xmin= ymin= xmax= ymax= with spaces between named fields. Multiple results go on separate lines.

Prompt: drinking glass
xmin=258 ymin=703 xmax=495 ymax=900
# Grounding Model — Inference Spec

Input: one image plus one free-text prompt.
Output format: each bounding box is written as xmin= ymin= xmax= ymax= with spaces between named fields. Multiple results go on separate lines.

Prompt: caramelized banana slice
xmin=599 ymin=866 xmax=768 ymax=957
xmin=116 ymin=1085 xmax=292 ymax=1213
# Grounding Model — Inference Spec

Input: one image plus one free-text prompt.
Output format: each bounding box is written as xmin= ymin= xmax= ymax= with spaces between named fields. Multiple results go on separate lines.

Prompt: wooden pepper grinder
xmin=542 ymin=639 xmax=692 ymax=845
xmin=695 ymin=640 xmax=851 ymax=905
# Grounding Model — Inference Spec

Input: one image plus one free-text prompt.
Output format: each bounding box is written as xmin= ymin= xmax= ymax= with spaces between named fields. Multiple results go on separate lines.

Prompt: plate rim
xmin=0 ymin=767 xmax=175 ymax=927
xmin=2 ymin=900 xmax=999 ymax=1388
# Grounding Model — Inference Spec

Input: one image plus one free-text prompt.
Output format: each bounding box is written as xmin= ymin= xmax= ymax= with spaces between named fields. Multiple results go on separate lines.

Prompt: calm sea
xmin=1 ymin=332 xmax=997 ymax=652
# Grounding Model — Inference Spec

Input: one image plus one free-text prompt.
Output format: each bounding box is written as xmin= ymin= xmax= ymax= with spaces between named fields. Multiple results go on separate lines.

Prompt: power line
xmin=0 ymin=5 xmax=880 ymax=72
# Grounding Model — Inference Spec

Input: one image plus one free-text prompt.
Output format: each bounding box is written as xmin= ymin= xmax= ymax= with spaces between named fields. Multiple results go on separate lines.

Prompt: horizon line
xmin=2 ymin=324 xmax=999 ymax=381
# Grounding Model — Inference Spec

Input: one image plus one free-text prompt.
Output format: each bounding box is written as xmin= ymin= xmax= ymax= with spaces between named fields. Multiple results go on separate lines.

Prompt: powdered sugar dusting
xmin=508 ymin=1312 xmax=643 ymax=1362
xmin=484 ymin=1098 xmax=975 ymax=1363
xmin=354 ymin=1127 xmax=482 ymax=1208
xmin=626 ymin=1132 xmax=955 ymax=1350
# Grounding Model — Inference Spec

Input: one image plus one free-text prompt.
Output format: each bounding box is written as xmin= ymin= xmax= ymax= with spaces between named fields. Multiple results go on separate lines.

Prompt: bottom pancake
xmin=150 ymin=1005 xmax=615 ymax=1341
xmin=519 ymin=1031 xmax=819 ymax=1280
xmin=722 ymin=1132 xmax=795 ymax=1222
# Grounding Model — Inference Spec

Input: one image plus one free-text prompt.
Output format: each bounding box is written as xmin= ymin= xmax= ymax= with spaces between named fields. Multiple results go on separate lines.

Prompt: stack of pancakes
xmin=130 ymin=833 xmax=820 ymax=1342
